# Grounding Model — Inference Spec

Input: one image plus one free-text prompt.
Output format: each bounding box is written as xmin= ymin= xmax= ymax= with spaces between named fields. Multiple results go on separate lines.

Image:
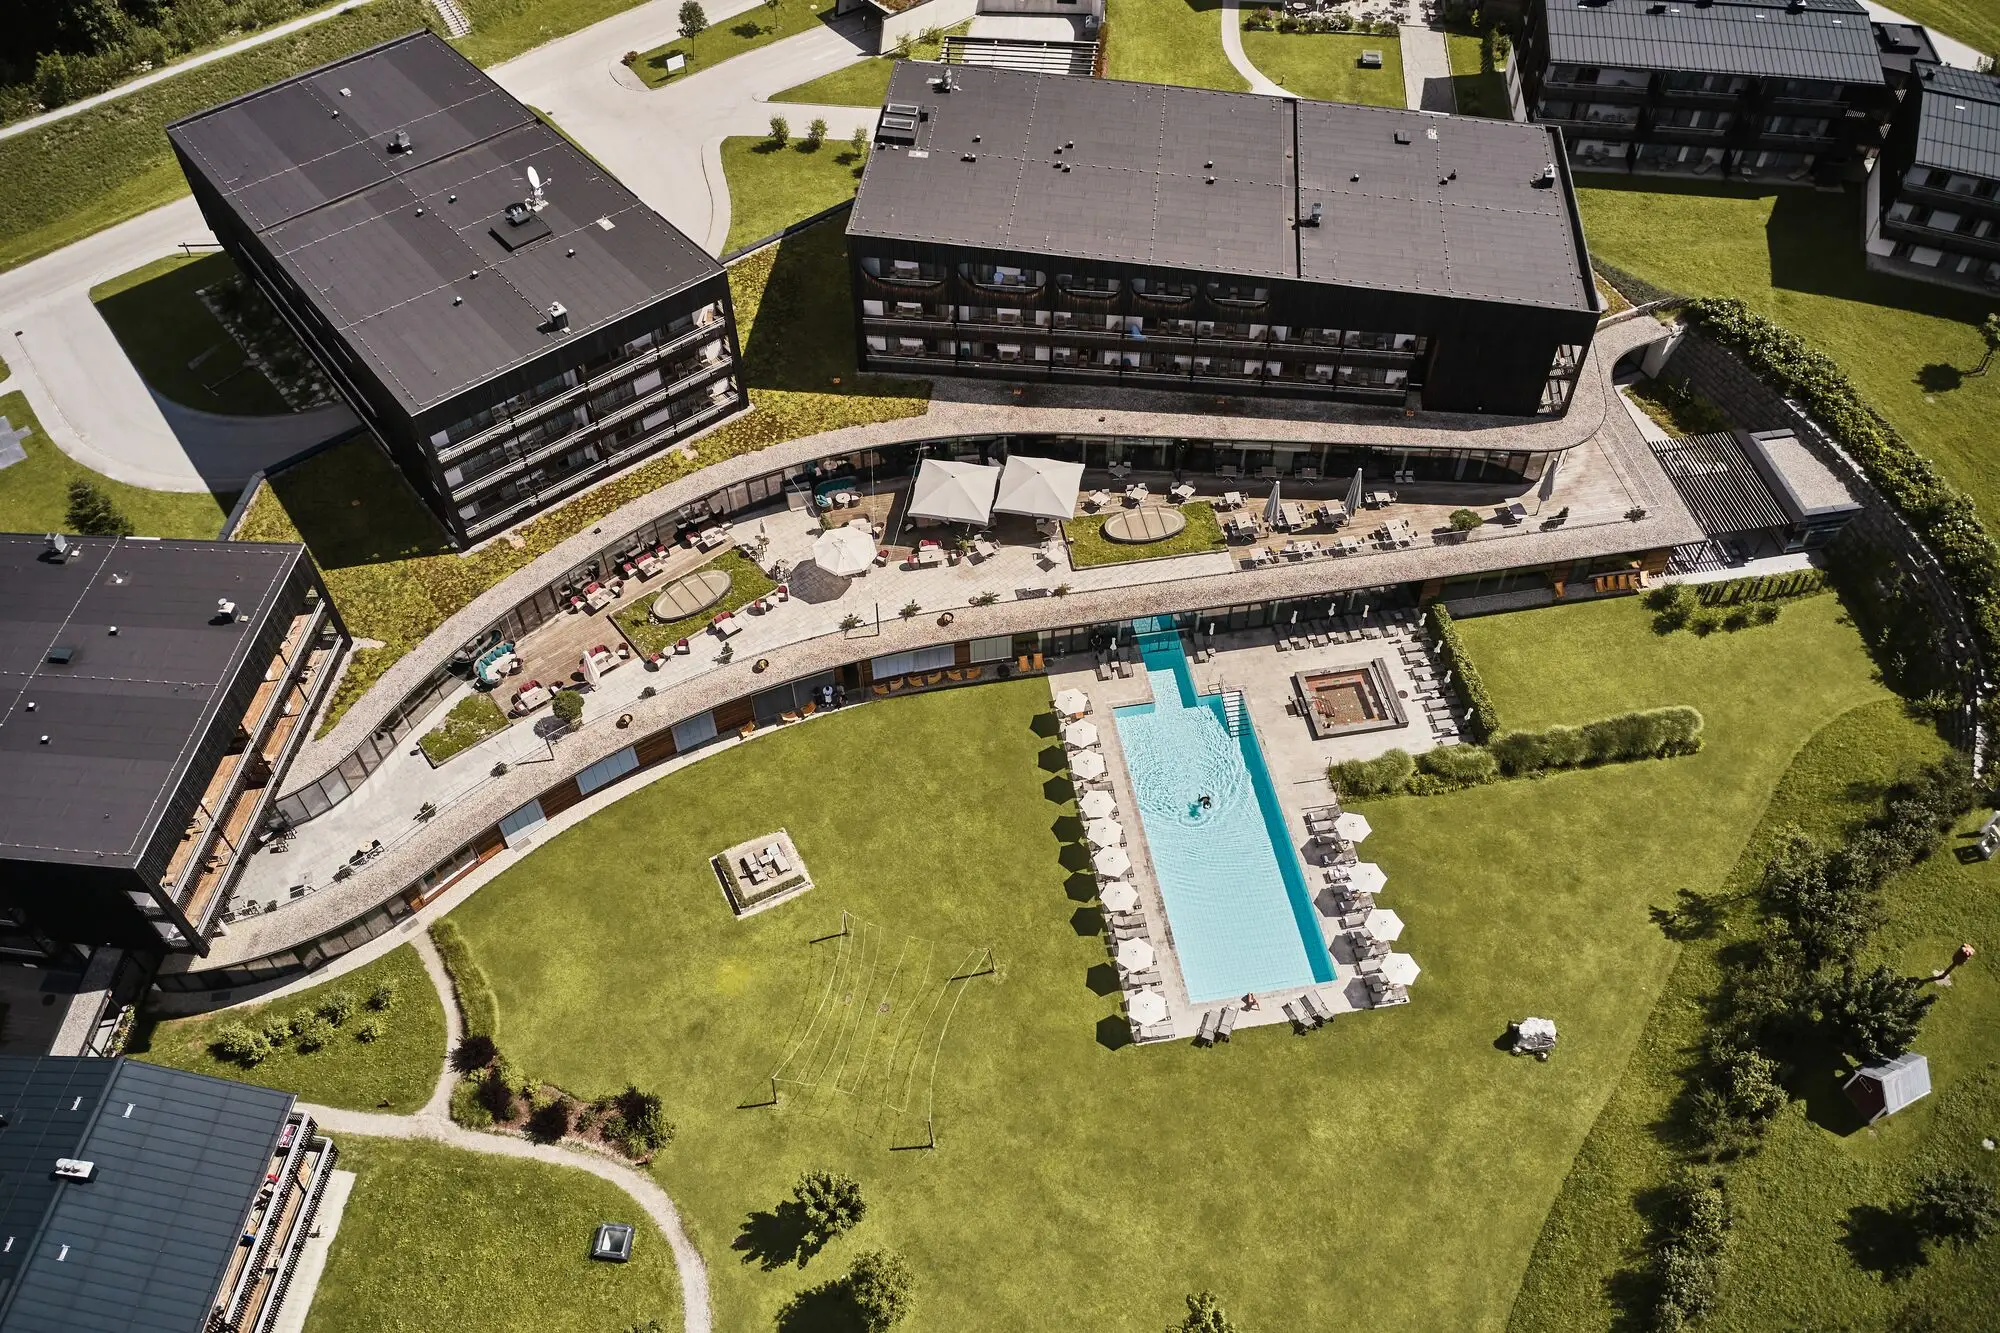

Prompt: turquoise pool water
xmin=1113 ymin=630 xmax=1333 ymax=1003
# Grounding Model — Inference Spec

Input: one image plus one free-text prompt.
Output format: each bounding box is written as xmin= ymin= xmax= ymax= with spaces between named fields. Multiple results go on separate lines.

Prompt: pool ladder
xmin=1220 ymin=689 xmax=1248 ymax=738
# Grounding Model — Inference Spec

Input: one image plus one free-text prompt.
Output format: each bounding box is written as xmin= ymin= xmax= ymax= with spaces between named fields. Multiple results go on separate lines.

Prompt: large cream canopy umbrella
xmin=1053 ymin=688 xmax=1091 ymax=718
xmin=1344 ymin=862 xmax=1387 ymax=897
xmin=1360 ymin=908 xmax=1406 ymax=942
xmin=1078 ymin=790 xmax=1118 ymax=820
xmin=1128 ymin=988 xmax=1168 ymax=1026
xmin=994 ymin=455 xmax=1086 ymax=519
xmin=1063 ymin=721 xmax=1101 ymax=749
xmin=810 ymin=524 xmax=875 ymax=578
xmin=1100 ymin=881 xmax=1139 ymax=913
xmin=1335 ymin=812 xmax=1373 ymax=843
xmin=1093 ymin=846 xmax=1132 ymax=878
xmin=1379 ymin=953 xmax=1421 ymax=986
xmin=1084 ymin=818 xmax=1124 ymax=849
xmin=1116 ymin=938 xmax=1157 ymax=972
xmin=907 ymin=458 xmax=1000 ymax=525
xmin=1069 ymin=750 xmax=1107 ymax=781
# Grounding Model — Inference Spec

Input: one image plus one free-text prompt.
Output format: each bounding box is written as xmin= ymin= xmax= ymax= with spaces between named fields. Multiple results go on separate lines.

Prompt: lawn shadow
xmin=1085 ymin=963 xmax=1120 ymax=996
xmin=738 ymin=223 xmax=930 ymax=400
xmin=1029 ymin=712 xmax=1060 ymax=738
xmin=1764 ymin=188 xmax=1994 ymax=322
xmin=1647 ymin=887 xmax=1726 ymax=941
xmin=1095 ymin=1014 xmax=1132 ymax=1050
xmin=1789 ymin=1047 xmax=1870 ymax=1136
xmin=1050 ymin=813 xmax=1083 ymax=843
xmin=774 ymin=1278 xmax=869 ymax=1332
xmin=1042 ymin=774 xmax=1076 ymax=805
xmin=1842 ymin=1203 xmax=1928 ymax=1282
xmin=1915 ymin=363 xmax=1964 ymax=393
xmin=1064 ymin=871 xmax=1097 ymax=903
xmin=258 ymin=437 xmax=455 ymax=571
xmin=732 ymin=1200 xmax=831 ymax=1271
xmin=1058 ymin=842 xmax=1092 ymax=873
xmin=1070 ymin=905 xmax=1104 ymax=936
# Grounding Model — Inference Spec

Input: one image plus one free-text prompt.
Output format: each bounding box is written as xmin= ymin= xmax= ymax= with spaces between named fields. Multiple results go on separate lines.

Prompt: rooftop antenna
xmin=527 ymin=166 xmax=549 ymax=212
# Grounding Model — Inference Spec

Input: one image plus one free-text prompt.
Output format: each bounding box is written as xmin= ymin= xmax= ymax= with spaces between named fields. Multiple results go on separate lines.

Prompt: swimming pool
xmin=1113 ymin=630 xmax=1333 ymax=1004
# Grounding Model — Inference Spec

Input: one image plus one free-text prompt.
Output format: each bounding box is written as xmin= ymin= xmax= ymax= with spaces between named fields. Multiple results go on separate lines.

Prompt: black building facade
xmin=0 ymin=536 xmax=343 ymax=959
xmin=1519 ymin=0 xmax=1905 ymax=184
xmin=849 ymin=65 xmax=1600 ymax=417
xmin=1870 ymin=62 xmax=2000 ymax=293
xmin=168 ymin=32 xmax=744 ymax=547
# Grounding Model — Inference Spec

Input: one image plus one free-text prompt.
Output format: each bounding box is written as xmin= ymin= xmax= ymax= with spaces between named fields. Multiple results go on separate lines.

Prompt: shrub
xmin=65 ymin=479 xmax=134 ymax=537
xmin=527 ymin=1095 xmax=574 ymax=1143
xmin=293 ymin=1016 xmax=334 ymax=1053
xmin=1329 ymin=748 xmax=1414 ymax=798
xmin=900 ymin=600 xmax=921 ymax=619
xmin=768 ymin=115 xmax=790 ymax=146
xmin=367 ymin=981 xmax=397 ymax=1012
xmin=1490 ymin=709 xmax=1702 ymax=776
xmin=1411 ymin=744 xmax=1499 ymax=792
xmin=477 ymin=1065 xmax=518 ymax=1121
xmin=429 ymin=919 xmax=498 ymax=1041
xmin=795 ymin=1170 xmax=866 ymax=1252
xmin=1813 ymin=963 xmax=1935 ymax=1064
xmin=615 ymin=1086 xmax=675 ymax=1153
xmin=551 ymin=689 xmax=584 ymax=727
xmin=355 ymin=1017 xmax=385 ymax=1043
xmin=1688 ymin=609 xmax=1722 ymax=635
xmin=451 ymin=1078 xmax=494 ymax=1129
xmin=1648 ymin=1174 xmax=1731 ymax=1331
xmin=1425 ymin=605 xmax=1499 ymax=739
xmin=805 ymin=117 xmax=828 ymax=148
xmin=1649 ymin=581 xmax=1697 ymax=631
xmin=1752 ymin=602 xmax=1780 ymax=625
xmin=1448 ymin=508 xmax=1483 ymax=532
xmin=317 ymin=990 xmax=357 ymax=1026
xmin=1910 ymin=1170 xmax=2000 ymax=1250
xmin=678 ymin=0 xmax=707 ymax=35
xmin=844 ymin=1249 xmax=915 ymax=1331
xmin=1759 ymin=827 xmax=1879 ymax=968
xmin=1723 ymin=607 xmax=1752 ymax=631
xmin=261 ymin=1016 xmax=294 ymax=1047
xmin=1171 ymin=1290 xmax=1239 ymax=1333
xmin=211 ymin=1022 xmax=270 ymax=1067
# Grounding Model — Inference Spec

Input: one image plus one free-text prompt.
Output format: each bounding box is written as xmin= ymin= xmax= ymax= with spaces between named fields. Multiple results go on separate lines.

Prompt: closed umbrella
xmin=1094 ymin=846 xmax=1132 ymax=878
xmin=1334 ymin=812 xmax=1372 ymax=843
xmin=1379 ymin=952 xmax=1421 ymax=986
xmin=1262 ymin=480 xmax=1283 ymax=527
xmin=1116 ymin=938 xmax=1156 ymax=972
xmin=1078 ymin=790 xmax=1118 ymax=820
xmin=1069 ymin=750 xmax=1107 ymax=781
xmin=810 ymin=525 xmax=875 ymax=578
xmin=1361 ymin=908 xmax=1405 ymax=942
xmin=1344 ymin=468 xmax=1364 ymax=519
xmin=1344 ymin=862 xmax=1387 ymax=897
xmin=1053 ymin=688 xmax=1091 ymax=719
xmin=1128 ymin=988 xmax=1168 ymax=1026
xmin=1101 ymin=881 xmax=1139 ymax=913
xmin=1085 ymin=818 xmax=1124 ymax=849
xmin=1063 ymin=721 xmax=1100 ymax=749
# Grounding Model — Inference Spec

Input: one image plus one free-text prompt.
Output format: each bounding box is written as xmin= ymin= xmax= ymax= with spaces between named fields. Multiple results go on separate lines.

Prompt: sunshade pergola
xmin=994 ymin=455 xmax=1086 ymax=519
xmin=907 ymin=458 xmax=1001 ymax=525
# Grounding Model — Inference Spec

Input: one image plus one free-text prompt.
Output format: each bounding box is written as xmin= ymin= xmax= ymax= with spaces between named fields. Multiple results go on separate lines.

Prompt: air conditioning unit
xmin=53 ymin=1159 xmax=95 ymax=1181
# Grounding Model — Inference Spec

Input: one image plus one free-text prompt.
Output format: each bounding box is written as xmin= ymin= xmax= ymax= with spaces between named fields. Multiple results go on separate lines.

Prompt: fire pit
xmin=1292 ymin=660 xmax=1407 ymax=739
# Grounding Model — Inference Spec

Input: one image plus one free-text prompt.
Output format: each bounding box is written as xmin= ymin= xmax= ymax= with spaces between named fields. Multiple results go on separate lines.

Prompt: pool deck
xmin=1049 ymin=621 xmax=1435 ymax=1042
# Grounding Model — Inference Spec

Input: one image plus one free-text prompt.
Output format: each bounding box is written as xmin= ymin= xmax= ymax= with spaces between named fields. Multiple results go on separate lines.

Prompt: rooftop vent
xmin=43 ymin=533 xmax=70 ymax=562
xmin=1301 ymin=201 xmax=1323 ymax=227
xmin=388 ymin=129 xmax=413 ymax=154
xmin=1648 ymin=2 xmax=1666 ymax=12
xmin=546 ymin=302 xmax=570 ymax=332
xmin=46 ymin=645 xmax=75 ymax=666
xmin=52 ymin=1159 xmax=94 ymax=1182
xmin=505 ymin=201 xmax=532 ymax=225
xmin=1535 ymin=162 xmax=1558 ymax=187
xmin=1393 ymin=131 xmax=1411 ymax=145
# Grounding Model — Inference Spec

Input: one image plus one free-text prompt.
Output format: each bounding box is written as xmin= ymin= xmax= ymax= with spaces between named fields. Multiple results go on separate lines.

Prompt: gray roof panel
xmin=1909 ymin=63 xmax=2000 ymax=180
xmin=1542 ymin=0 xmax=1886 ymax=85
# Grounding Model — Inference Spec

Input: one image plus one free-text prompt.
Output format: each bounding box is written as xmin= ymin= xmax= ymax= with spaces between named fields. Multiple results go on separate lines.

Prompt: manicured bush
xmin=1424 ymin=604 xmax=1499 ymax=739
xmin=1490 ymin=708 xmax=1703 ymax=777
xmin=614 ymin=1086 xmax=675 ymax=1154
xmin=768 ymin=114 xmax=790 ymax=147
xmin=1648 ymin=581 xmax=1697 ymax=631
xmin=550 ymin=689 xmax=584 ymax=728
xmin=367 ymin=981 xmax=398 ymax=1012
xmin=1328 ymin=748 xmax=1414 ymax=798
xmin=1410 ymin=744 xmax=1499 ymax=792
xmin=527 ymin=1094 xmax=574 ymax=1143
xmin=1647 ymin=1174 xmax=1731 ymax=1331
xmin=1910 ymin=1170 xmax=2000 ymax=1251
xmin=450 ymin=1077 xmax=494 ymax=1129
xmin=293 ymin=1016 xmax=334 ymax=1053
xmin=318 ymin=990 xmax=357 ymax=1026
xmin=430 ymin=918 xmax=499 ymax=1042
xmin=1448 ymin=508 xmax=1483 ymax=532
xmin=211 ymin=1022 xmax=270 ymax=1067
xmin=477 ymin=1065 xmax=518 ymax=1121
xmin=355 ymin=1017 xmax=385 ymax=1043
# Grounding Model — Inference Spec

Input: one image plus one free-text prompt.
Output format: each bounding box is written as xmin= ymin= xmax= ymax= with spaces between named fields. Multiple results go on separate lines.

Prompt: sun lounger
xmin=1195 ymin=1010 xmax=1221 ymax=1046
xmin=1215 ymin=1005 xmax=1239 ymax=1041
xmin=1117 ymin=657 xmax=1133 ymax=679
xmin=1302 ymin=989 xmax=1335 ymax=1024
xmin=1281 ymin=1001 xmax=1306 ymax=1030
xmin=1095 ymin=658 xmax=1113 ymax=681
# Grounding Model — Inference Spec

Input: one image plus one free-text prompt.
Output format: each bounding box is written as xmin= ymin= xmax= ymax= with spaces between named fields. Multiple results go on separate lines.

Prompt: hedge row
xmin=1682 ymin=299 xmax=2000 ymax=663
xmin=428 ymin=918 xmax=497 ymax=1042
xmin=1329 ymin=706 xmax=1704 ymax=798
xmin=1424 ymin=603 xmax=1499 ymax=740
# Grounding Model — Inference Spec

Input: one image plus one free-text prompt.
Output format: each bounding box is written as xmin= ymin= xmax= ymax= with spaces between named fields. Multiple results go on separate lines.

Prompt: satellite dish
xmin=527 ymin=166 xmax=541 ymax=191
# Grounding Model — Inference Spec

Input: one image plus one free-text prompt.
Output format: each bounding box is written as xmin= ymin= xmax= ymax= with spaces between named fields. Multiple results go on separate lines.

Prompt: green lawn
xmin=455 ymin=0 xmax=649 ymax=66
xmin=769 ymin=24 xmax=962 ymax=105
xmin=611 ymin=548 xmax=776 ymax=657
xmin=90 ymin=253 xmax=292 ymax=416
xmin=1879 ymin=0 xmax=2000 ymax=62
xmin=1062 ymin=500 xmax=1227 ymax=567
xmin=633 ymin=0 xmax=834 ymax=88
xmin=1445 ymin=28 xmax=1511 ymax=119
xmin=1578 ymin=181 xmax=2000 ymax=533
xmin=304 ymin=1138 xmax=681 ymax=1333
xmin=1106 ymin=0 xmax=1245 ymax=90
xmin=442 ymin=592 xmax=1888 ymax=1330
xmin=130 ymin=945 xmax=445 ymax=1114
xmin=419 ymin=692 xmax=513 ymax=765
xmin=0 ymin=389 xmax=233 ymax=537
xmin=241 ymin=219 xmax=927 ymax=738
xmin=1238 ymin=30 xmax=1404 ymax=106
xmin=719 ymin=135 xmax=867 ymax=253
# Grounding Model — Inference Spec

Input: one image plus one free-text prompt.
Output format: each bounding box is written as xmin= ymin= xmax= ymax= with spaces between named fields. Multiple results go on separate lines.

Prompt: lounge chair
xmin=1215 ymin=1005 xmax=1239 ymax=1041
xmin=1096 ymin=658 xmax=1113 ymax=682
xmin=1195 ymin=1010 xmax=1221 ymax=1047
xmin=1281 ymin=1001 xmax=1306 ymax=1031
xmin=1117 ymin=657 xmax=1133 ymax=679
xmin=1302 ymin=989 xmax=1335 ymax=1024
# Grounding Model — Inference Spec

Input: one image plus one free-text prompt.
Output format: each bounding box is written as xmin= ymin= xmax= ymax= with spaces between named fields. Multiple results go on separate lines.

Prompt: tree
xmin=65 ymin=479 xmax=133 ymax=536
xmin=768 ymin=114 xmax=790 ymax=147
xmin=805 ymin=116 xmax=828 ymax=148
xmin=1759 ymin=828 xmax=1878 ymax=969
xmin=1975 ymin=312 xmax=2000 ymax=375
xmin=677 ymin=0 xmax=706 ymax=35
xmin=550 ymin=689 xmax=584 ymax=728
xmin=793 ymin=1170 xmax=865 ymax=1252
xmin=849 ymin=124 xmax=867 ymax=156
xmin=843 ymin=1250 xmax=914 ymax=1331
xmin=1910 ymin=1170 xmax=2000 ymax=1250
xmin=1815 ymin=964 xmax=1935 ymax=1064
xmin=615 ymin=1085 xmax=675 ymax=1153
xmin=1170 ymin=1290 xmax=1238 ymax=1333
xmin=1447 ymin=507 xmax=1483 ymax=532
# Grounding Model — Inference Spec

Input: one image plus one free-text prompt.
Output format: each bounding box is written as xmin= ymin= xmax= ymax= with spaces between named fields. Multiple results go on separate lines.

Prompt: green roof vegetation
xmin=419 ymin=692 xmax=512 ymax=766
xmin=1062 ymin=501 xmax=1227 ymax=567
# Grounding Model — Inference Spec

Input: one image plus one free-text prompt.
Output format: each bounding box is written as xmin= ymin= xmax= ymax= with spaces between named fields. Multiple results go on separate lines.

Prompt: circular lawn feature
xmin=650 ymin=567 xmax=732 ymax=622
xmin=1101 ymin=507 xmax=1187 ymax=544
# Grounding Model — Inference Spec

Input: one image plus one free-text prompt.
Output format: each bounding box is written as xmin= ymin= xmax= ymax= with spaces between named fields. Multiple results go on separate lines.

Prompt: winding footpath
xmin=299 ymin=931 xmax=714 ymax=1333
xmin=1220 ymin=0 xmax=1290 ymax=98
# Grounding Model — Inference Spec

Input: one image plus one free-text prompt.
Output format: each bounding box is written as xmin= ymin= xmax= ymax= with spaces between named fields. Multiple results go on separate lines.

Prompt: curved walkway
xmin=1221 ymin=0 xmax=1290 ymax=97
xmin=303 ymin=929 xmax=714 ymax=1333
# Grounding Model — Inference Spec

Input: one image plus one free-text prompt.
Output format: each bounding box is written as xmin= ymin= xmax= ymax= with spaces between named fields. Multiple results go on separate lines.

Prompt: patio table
xmin=915 ymin=548 xmax=946 ymax=567
xmin=714 ymin=616 xmax=744 ymax=638
xmin=972 ymin=539 xmax=999 ymax=559
xmin=1222 ymin=491 xmax=1244 ymax=509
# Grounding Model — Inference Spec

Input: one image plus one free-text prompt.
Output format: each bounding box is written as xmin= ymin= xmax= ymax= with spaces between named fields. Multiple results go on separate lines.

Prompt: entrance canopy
xmin=994 ymin=455 xmax=1085 ymax=519
xmin=908 ymin=459 xmax=1001 ymax=525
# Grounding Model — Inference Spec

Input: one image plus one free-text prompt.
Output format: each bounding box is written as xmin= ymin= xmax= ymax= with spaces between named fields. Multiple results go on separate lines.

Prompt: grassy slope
xmin=446 ymin=595 xmax=1882 ymax=1331
xmin=455 ymin=0 xmax=647 ymax=66
xmin=633 ymin=0 xmax=834 ymax=87
xmin=90 ymin=253 xmax=292 ymax=416
xmin=0 ymin=389 xmax=232 ymax=536
xmin=130 ymin=945 xmax=445 ymax=1113
xmin=1577 ymin=182 xmax=2000 ymax=528
xmin=1880 ymin=0 xmax=2000 ymax=60
xmin=719 ymin=136 xmax=866 ymax=252
xmin=1445 ymin=28 xmax=1511 ymax=119
xmin=304 ymin=1138 xmax=681 ymax=1333
xmin=768 ymin=25 xmax=960 ymax=104
xmin=1238 ymin=30 xmax=1404 ymax=106
xmin=237 ymin=220 xmax=929 ymax=735
xmin=1106 ymin=0 xmax=1245 ymax=90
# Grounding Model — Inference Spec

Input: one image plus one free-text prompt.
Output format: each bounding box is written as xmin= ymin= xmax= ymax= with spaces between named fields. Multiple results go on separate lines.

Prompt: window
xmin=577 ymin=746 xmax=640 ymax=795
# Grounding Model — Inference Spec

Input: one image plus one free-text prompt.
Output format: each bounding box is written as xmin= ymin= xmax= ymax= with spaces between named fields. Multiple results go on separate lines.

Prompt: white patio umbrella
xmin=1078 ymin=790 xmax=1118 ymax=820
xmin=1116 ymin=937 xmax=1157 ymax=972
xmin=1063 ymin=720 xmax=1101 ymax=749
xmin=810 ymin=524 xmax=875 ymax=578
xmin=1101 ymin=881 xmax=1139 ymax=913
xmin=1262 ymin=480 xmax=1283 ymax=527
xmin=1379 ymin=952 xmax=1421 ymax=986
xmin=907 ymin=458 xmax=1001 ymax=525
xmin=1344 ymin=862 xmax=1387 ymax=897
xmin=1069 ymin=750 xmax=1107 ymax=781
xmin=1053 ymin=688 xmax=1091 ymax=719
xmin=1094 ymin=846 xmax=1132 ymax=878
xmin=1085 ymin=817 xmax=1124 ymax=849
xmin=1128 ymin=988 xmax=1168 ymax=1026
xmin=1360 ymin=908 xmax=1406 ymax=942
xmin=1343 ymin=468 xmax=1365 ymax=519
xmin=994 ymin=455 xmax=1086 ymax=519
xmin=1334 ymin=812 xmax=1372 ymax=843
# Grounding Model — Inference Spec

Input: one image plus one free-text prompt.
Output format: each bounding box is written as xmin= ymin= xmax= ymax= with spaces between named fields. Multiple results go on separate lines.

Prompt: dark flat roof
xmin=0 ymin=1057 xmax=294 ymax=1333
xmin=0 ymin=535 xmax=304 ymax=870
xmin=848 ymin=63 xmax=1594 ymax=313
xmin=1540 ymin=0 xmax=1885 ymax=85
xmin=168 ymin=31 xmax=723 ymax=417
xmin=1910 ymin=63 xmax=2000 ymax=180
xmin=1742 ymin=428 xmax=1862 ymax=521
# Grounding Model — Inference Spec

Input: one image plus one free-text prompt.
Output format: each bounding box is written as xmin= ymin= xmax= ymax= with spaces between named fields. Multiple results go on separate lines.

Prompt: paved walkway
xmin=1221 ymin=0 xmax=1290 ymax=97
xmin=1400 ymin=24 xmax=1453 ymax=113
xmin=0 ymin=0 xmax=372 ymax=146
